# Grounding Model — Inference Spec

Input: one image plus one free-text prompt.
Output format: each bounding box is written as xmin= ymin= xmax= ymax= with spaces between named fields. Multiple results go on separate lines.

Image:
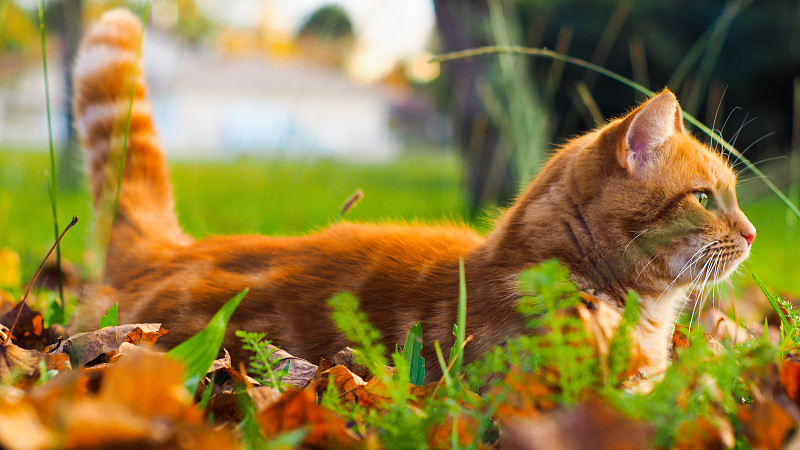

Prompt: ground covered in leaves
xmin=1 ymin=261 xmax=800 ymax=449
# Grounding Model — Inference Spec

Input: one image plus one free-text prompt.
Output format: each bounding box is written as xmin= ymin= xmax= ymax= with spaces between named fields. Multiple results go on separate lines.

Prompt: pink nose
xmin=742 ymin=232 xmax=755 ymax=246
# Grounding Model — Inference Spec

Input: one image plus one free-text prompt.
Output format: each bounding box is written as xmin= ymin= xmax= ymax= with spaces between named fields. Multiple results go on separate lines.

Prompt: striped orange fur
xmin=74 ymin=9 xmax=755 ymax=380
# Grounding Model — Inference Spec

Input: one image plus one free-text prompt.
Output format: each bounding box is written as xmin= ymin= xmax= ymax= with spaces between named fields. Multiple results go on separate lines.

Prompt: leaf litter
xmin=1 ymin=262 xmax=800 ymax=448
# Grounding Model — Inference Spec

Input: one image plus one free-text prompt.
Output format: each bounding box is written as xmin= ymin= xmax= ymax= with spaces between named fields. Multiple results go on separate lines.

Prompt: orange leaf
xmin=256 ymin=388 xmax=359 ymax=448
xmin=739 ymin=399 xmax=796 ymax=450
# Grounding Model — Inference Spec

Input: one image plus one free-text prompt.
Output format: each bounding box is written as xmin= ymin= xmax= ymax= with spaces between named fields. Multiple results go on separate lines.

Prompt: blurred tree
xmin=433 ymin=0 xmax=519 ymax=214
xmin=296 ymin=4 xmax=354 ymax=68
xmin=517 ymin=0 xmax=800 ymax=161
xmin=433 ymin=0 xmax=800 ymax=210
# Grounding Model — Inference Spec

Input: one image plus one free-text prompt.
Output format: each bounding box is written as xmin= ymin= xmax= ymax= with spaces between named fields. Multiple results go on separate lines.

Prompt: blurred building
xmin=0 ymin=23 xmax=400 ymax=161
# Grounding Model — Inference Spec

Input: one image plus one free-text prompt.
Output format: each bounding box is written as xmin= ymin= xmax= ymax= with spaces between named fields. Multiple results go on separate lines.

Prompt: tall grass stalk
xmin=787 ymin=78 xmax=800 ymax=234
xmin=684 ymin=0 xmax=753 ymax=115
xmin=667 ymin=0 xmax=752 ymax=95
xmin=112 ymin=1 xmax=151 ymax=223
xmin=432 ymin=45 xmax=800 ymax=220
xmin=487 ymin=0 xmax=547 ymax=186
xmin=38 ymin=0 xmax=63 ymax=309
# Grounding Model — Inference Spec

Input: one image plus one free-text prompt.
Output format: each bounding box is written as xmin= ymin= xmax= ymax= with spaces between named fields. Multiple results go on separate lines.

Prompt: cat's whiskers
xmin=650 ymin=240 xmax=717 ymax=315
xmin=729 ymin=113 xmax=757 ymax=155
xmin=707 ymin=87 xmax=728 ymax=153
xmin=687 ymin=250 xmax=718 ymax=332
xmin=713 ymin=104 xmax=740 ymax=155
xmin=635 ymin=250 xmax=662 ymax=281
xmin=623 ymin=229 xmax=650 ymax=255
xmin=734 ymin=155 xmax=787 ymax=178
xmin=730 ymin=132 xmax=774 ymax=174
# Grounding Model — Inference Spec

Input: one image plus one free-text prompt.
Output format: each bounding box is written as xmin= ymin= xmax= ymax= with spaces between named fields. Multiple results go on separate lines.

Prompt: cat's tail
xmin=72 ymin=9 xmax=190 ymax=282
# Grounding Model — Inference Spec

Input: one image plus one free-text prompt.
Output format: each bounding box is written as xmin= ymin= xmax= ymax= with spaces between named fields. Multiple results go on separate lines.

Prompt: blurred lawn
xmin=0 ymin=149 xmax=466 ymax=281
xmin=741 ymin=195 xmax=800 ymax=296
xmin=2 ymin=148 xmax=797 ymax=297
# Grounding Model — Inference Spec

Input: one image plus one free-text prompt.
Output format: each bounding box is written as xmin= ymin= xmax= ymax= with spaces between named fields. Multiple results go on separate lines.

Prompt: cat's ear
xmin=620 ymin=90 xmax=684 ymax=175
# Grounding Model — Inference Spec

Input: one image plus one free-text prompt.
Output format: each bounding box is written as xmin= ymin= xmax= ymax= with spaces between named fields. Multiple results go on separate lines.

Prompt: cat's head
xmin=600 ymin=90 xmax=755 ymax=297
xmin=514 ymin=89 xmax=756 ymax=303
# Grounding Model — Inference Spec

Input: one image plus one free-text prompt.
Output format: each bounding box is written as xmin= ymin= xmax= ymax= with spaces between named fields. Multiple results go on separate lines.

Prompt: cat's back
xmin=105 ymin=221 xmax=482 ymax=350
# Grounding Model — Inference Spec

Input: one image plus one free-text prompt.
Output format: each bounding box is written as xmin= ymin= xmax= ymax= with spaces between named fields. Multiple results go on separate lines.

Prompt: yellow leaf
xmin=0 ymin=248 xmax=21 ymax=289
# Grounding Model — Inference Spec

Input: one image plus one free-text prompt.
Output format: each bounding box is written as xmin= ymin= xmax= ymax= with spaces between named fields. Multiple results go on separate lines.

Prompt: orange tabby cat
xmin=73 ymin=10 xmax=755 ymax=380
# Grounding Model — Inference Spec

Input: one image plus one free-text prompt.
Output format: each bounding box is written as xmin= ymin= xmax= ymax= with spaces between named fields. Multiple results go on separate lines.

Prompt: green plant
xmin=235 ymin=330 xmax=289 ymax=392
xmin=400 ymin=322 xmax=425 ymax=386
xmin=37 ymin=0 xmax=63 ymax=310
xmin=754 ymin=273 xmax=800 ymax=348
xmin=167 ymin=288 xmax=248 ymax=395
xmin=98 ymin=303 xmax=118 ymax=329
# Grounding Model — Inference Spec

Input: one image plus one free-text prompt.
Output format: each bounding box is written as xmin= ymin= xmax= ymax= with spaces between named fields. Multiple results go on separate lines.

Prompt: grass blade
xmin=434 ymin=340 xmax=452 ymax=389
xmin=753 ymin=274 xmax=795 ymax=345
xmin=113 ymin=1 xmax=152 ymax=224
xmin=448 ymin=258 xmax=468 ymax=376
xmin=167 ymin=288 xmax=248 ymax=395
xmin=402 ymin=322 xmax=425 ymax=386
xmin=37 ymin=0 xmax=63 ymax=310
xmin=432 ymin=45 xmax=800 ymax=220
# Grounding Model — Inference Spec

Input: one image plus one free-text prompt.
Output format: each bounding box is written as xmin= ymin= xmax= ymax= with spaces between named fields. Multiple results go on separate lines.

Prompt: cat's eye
xmin=692 ymin=191 xmax=710 ymax=208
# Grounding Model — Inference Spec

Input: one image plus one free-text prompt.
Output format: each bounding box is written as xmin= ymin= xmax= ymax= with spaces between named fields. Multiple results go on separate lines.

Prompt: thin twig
xmin=5 ymin=216 xmax=78 ymax=345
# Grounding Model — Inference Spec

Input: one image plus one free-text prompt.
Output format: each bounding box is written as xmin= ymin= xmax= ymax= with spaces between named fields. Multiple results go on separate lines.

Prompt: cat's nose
xmin=739 ymin=218 xmax=756 ymax=246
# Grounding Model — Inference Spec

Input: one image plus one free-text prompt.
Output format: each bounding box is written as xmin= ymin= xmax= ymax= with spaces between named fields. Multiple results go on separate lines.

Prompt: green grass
xmin=742 ymin=195 xmax=800 ymax=295
xmin=0 ymin=149 xmax=465 ymax=283
xmin=3 ymin=147 xmax=798 ymax=299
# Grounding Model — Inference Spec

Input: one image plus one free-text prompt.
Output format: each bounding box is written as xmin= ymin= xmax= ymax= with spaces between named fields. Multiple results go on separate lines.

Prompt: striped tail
xmin=72 ymin=9 xmax=190 ymax=284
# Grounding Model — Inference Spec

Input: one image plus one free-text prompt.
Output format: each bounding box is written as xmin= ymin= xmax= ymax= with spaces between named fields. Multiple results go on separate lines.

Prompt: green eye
xmin=693 ymin=191 xmax=710 ymax=208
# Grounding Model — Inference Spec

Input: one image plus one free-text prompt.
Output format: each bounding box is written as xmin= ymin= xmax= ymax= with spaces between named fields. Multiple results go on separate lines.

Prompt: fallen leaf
xmin=780 ymin=357 xmax=800 ymax=407
xmin=493 ymin=369 xmax=559 ymax=420
xmin=31 ymin=345 xmax=238 ymax=449
xmin=256 ymin=387 xmax=359 ymax=448
xmin=318 ymin=347 xmax=372 ymax=381
xmin=263 ymin=344 xmax=319 ymax=389
xmin=739 ymin=399 xmax=795 ymax=450
xmin=0 ymin=301 xmax=60 ymax=350
xmin=324 ymin=365 xmax=367 ymax=404
xmin=499 ymin=398 xmax=654 ymax=450
xmin=702 ymin=308 xmax=752 ymax=345
xmin=427 ymin=412 xmax=480 ymax=449
xmin=49 ymin=323 xmax=167 ymax=367
xmin=0 ymin=343 xmax=70 ymax=388
xmin=0 ymin=386 xmax=52 ymax=450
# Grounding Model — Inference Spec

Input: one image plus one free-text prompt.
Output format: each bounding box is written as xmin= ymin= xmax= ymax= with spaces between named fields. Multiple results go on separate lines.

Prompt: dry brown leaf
xmin=256 ymin=387 xmax=359 ymax=448
xmin=0 ymin=343 xmax=69 ymax=388
xmin=702 ymin=308 xmax=752 ymax=345
xmin=493 ymin=369 xmax=559 ymax=420
xmin=49 ymin=323 xmax=167 ymax=367
xmin=781 ymin=357 xmax=800 ymax=407
xmin=739 ymin=399 xmax=795 ymax=450
xmin=427 ymin=412 xmax=480 ymax=449
xmin=318 ymin=347 xmax=372 ymax=381
xmin=200 ymin=352 xmax=280 ymax=423
xmin=31 ymin=345 xmax=237 ymax=449
xmin=263 ymin=344 xmax=319 ymax=389
xmin=0 ymin=386 xmax=52 ymax=450
xmin=324 ymin=365 xmax=368 ymax=403
xmin=0 ymin=301 xmax=61 ymax=350
xmin=499 ymin=398 xmax=654 ymax=450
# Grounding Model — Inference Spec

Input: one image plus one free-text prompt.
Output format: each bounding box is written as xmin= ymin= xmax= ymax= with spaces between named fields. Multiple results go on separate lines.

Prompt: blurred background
xmin=1 ymin=0 xmax=799 ymax=314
